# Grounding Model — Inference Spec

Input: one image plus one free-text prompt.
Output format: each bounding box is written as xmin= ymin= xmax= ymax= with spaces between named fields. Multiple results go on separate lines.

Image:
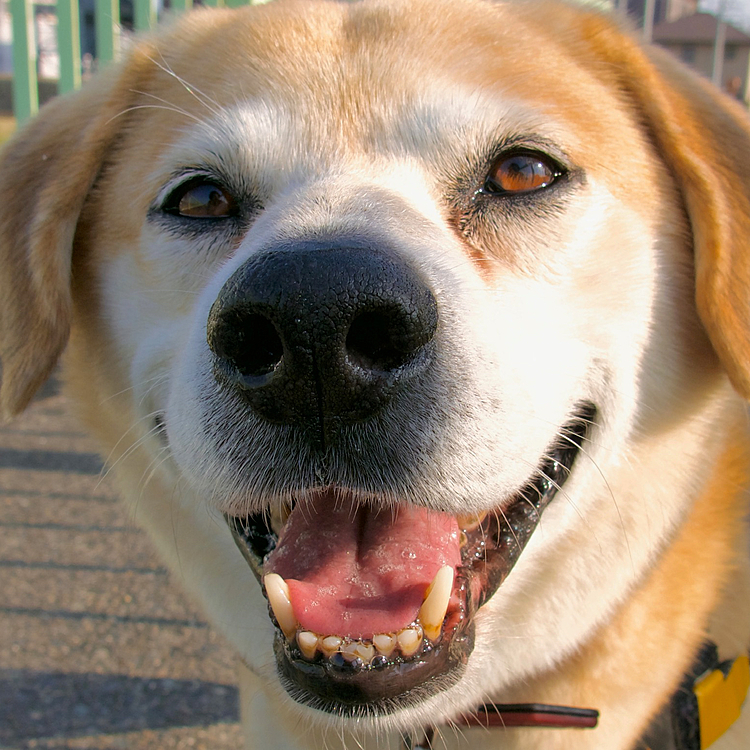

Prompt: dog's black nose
xmin=207 ymin=244 xmax=437 ymax=444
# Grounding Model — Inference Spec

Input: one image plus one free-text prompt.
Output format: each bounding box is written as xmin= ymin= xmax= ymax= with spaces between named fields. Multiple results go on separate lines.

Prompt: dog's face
xmin=3 ymin=0 xmax=750 ymax=738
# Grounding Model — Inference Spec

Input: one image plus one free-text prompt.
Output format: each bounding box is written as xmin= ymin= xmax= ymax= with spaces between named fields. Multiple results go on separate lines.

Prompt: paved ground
xmin=0 ymin=375 xmax=243 ymax=749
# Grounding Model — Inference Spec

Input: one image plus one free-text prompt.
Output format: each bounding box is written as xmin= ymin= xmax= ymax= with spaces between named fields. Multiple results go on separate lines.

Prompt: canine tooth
xmin=321 ymin=635 xmax=342 ymax=657
xmin=456 ymin=511 xmax=488 ymax=532
xmin=373 ymin=633 xmax=397 ymax=657
xmin=269 ymin=502 xmax=291 ymax=536
xmin=398 ymin=627 xmax=422 ymax=657
xmin=297 ymin=631 xmax=319 ymax=659
xmin=418 ymin=565 xmax=454 ymax=642
xmin=264 ymin=574 xmax=297 ymax=639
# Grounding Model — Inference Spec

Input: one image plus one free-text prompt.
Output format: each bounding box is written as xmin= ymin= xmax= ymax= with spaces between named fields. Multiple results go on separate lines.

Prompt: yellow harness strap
xmin=633 ymin=644 xmax=748 ymax=750
xmin=693 ymin=653 xmax=750 ymax=749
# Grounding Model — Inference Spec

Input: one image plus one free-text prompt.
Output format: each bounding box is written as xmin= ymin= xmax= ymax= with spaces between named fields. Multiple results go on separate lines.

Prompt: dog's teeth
xmin=355 ymin=642 xmax=375 ymax=663
xmin=269 ymin=502 xmax=291 ymax=536
xmin=341 ymin=641 xmax=375 ymax=664
xmin=398 ymin=626 xmax=423 ymax=657
xmin=320 ymin=635 xmax=342 ymax=657
xmin=264 ymin=573 xmax=298 ymax=639
xmin=340 ymin=642 xmax=358 ymax=661
xmin=297 ymin=630 xmax=319 ymax=659
xmin=456 ymin=511 xmax=488 ymax=532
xmin=418 ymin=565 xmax=454 ymax=642
xmin=373 ymin=633 xmax=397 ymax=657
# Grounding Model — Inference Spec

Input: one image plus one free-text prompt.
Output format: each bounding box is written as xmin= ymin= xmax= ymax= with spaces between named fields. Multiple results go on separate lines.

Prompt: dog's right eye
xmin=484 ymin=152 xmax=562 ymax=196
xmin=163 ymin=178 xmax=239 ymax=219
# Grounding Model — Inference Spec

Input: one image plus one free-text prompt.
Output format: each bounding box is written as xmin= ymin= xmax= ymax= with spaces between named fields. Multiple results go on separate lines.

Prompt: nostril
xmin=208 ymin=245 xmax=439 ymax=431
xmin=346 ymin=309 xmax=419 ymax=373
xmin=211 ymin=312 xmax=284 ymax=378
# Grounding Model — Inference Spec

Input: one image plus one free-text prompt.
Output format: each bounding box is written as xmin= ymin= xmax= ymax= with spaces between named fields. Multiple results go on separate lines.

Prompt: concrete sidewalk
xmin=0 ymin=376 xmax=243 ymax=749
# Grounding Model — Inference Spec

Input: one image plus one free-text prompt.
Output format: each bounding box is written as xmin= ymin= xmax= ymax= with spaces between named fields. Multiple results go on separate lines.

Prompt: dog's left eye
xmin=163 ymin=178 xmax=239 ymax=218
xmin=484 ymin=152 xmax=562 ymax=196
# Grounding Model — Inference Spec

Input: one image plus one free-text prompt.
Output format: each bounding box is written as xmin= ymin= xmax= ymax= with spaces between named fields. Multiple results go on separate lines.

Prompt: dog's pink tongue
xmin=264 ymin=491 xmax=460 ymax=639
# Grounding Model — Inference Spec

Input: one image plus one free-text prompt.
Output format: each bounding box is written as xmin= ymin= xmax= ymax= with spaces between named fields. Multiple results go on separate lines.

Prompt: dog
xmin=1 ymin=0 xmax=750 ymax=747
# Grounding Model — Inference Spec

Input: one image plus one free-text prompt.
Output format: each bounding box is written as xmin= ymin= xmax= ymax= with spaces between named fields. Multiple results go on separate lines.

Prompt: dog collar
xmin=405 ymin=704 xmax=600 ymax=748
xmin=406 ymin=643 xmax=749 ymax=750
xmin=637 ymin=643 xmax=750 ymax=750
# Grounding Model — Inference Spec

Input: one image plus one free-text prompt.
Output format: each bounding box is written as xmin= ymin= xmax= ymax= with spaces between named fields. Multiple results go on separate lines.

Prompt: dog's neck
xmin=406 ymin=419 xmax=750 ymax=750
xmin=504 ymin=427 xmax=747 ymax=745
xmin=407 ymin=644 xmax=750 ymax=749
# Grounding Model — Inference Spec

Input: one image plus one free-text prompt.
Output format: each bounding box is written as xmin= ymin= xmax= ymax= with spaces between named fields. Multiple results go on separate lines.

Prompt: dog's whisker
xmin=107 ymin=101 xmax=206 ymax=127
xmin=147 ymin=50 xmax=225 ymax=121
xmin=136 ymin=374 xmax=171 ymax=410
xmin=94 ymin=411 xmax=166 ymax=489
xmin=97 ymin=373 xmax=162 ymax=405
xmin=139 ymin=445 xmax=173 ymax=496
xmin=130 ymin=87 xmax=208 ymax=120
xmin=554 ymin=430 xmax=631 ymax=564
xmin=101 ymin=427 xmax=163 ymax=490
xmin=134 ymin=287 xmax=203 ymax=296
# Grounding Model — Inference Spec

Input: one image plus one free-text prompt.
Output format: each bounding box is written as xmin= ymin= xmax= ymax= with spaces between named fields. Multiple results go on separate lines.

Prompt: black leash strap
xmin=405 ymin=703 xmax=599 ymax=748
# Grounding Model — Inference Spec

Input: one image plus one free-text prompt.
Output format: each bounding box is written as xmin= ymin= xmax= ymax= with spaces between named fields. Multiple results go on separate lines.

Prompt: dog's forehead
xmin=141 ymin=0 xmax=640 ymax=164
xmin=97 ymin=0 xmax=669 ymax=246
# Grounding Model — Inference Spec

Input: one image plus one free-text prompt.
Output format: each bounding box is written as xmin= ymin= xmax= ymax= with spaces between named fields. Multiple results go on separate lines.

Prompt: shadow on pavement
xmin=0 ymin=448 xmax=103 ymax=474
xmin=0 ymin=669 xmax=240 ymax=742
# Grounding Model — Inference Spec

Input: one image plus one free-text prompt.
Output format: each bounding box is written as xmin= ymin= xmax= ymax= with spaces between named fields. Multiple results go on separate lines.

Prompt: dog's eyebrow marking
xmin=113 ymin=91 xmax=209 ymax=128
xmin=106 ymin=51 xmax=228 ymax=129
xmin=148 ymin=51 xmax=224 ymax=119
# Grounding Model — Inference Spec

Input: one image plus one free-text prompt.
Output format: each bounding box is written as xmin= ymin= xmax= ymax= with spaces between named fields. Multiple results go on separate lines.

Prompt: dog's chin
xmin=224 ymin=402 xmax=596 ymax=718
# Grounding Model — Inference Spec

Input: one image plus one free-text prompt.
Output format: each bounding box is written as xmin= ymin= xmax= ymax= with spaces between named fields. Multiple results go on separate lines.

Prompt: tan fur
xmin=1 ymin=2 xmax=749 ymax=748
xmin=0 ymin=44 xmax=162 ymax=418
xmin=479 ymin=419 xmax=750 ymax=750
xmin=572 ymin=10 xmax=750 ymax=400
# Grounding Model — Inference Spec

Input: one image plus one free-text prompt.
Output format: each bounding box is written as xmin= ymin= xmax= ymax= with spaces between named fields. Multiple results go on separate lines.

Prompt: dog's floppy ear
xmin=579 ymin=13 xmax=750 ymax=399
xmin=0 ymin=47 xmax=156 ymax=419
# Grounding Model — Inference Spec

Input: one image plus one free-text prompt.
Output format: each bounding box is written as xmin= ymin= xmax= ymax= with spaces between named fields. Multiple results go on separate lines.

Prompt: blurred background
xmin=0 ymin=376 xmax=243 ymax=747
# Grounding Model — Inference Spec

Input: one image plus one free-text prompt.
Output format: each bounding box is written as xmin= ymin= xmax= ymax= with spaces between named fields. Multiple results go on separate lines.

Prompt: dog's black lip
xmin=274 ymin=625 xmax=473 ymax=717
xmin=225 ymin=401 xmax=596 ymax=714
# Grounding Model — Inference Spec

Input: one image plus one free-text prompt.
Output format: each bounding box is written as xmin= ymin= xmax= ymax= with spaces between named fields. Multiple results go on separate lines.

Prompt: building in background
xmin=652 ymin=12 xmax=750 ymax=100
xmin=625 ymin=0 xmax=699 ymax=25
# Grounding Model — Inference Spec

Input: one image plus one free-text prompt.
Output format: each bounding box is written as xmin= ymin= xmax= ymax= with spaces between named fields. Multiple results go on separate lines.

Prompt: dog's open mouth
xmin=226 ymin=402 xmax=596 ymax=714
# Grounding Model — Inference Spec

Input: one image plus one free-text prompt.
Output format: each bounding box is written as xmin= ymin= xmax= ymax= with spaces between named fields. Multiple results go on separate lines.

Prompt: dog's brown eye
xmin=166 ymin=179 xmax=238 ymax=218
xmin=485 ymin=153 xmax=561 ymax=195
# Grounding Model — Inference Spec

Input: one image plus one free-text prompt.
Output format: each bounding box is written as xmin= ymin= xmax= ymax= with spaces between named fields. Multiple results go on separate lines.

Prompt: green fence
xmin=9 ymin=0 xmax=257 ymax=123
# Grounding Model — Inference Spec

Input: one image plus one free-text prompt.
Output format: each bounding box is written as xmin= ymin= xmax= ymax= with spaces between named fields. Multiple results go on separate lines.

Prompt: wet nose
xmin=206 ymin=243 xmax=438 ymax=445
